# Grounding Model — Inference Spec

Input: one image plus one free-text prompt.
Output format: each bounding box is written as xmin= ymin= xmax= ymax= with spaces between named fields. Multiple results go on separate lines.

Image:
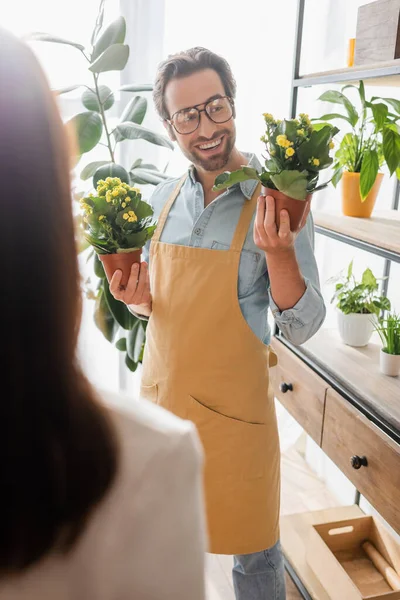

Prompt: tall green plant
xmin=32 ymin=1 xmax=173 ymax=371
xmin=375 ymin=313 xmax=400 ymax=355
xmin=316 ymin=81 xmax=400 ymax=200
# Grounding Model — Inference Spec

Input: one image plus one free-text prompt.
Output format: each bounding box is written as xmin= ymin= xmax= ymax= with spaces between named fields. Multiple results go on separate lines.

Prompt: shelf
xmin=294 ymin=60 xmax=400 ymax=87
xmin=313 ymin=210 xmax=400 ymax=263
xmin=284 ymin=328 xmax=400 ymax=440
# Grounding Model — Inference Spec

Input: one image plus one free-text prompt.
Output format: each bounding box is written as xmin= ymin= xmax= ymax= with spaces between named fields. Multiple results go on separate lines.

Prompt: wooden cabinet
xmin=271 ymin=339 xmax=327 ymax=445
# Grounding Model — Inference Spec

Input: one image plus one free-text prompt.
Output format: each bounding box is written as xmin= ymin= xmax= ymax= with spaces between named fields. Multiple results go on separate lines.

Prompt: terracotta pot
xmin=99 ymin=249 xmax=142 ymax=290
xmin=341 ymin=171 xmax=383 ymax=218
xmin=261 ymin=186 xmax=312 ymax=232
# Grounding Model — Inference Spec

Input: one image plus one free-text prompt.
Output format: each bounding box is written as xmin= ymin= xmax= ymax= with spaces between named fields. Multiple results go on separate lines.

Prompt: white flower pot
xmin=380 ymin=349 xmax=400 ymax=377
xmin=337 ymin=311 xmax=376 ymax=347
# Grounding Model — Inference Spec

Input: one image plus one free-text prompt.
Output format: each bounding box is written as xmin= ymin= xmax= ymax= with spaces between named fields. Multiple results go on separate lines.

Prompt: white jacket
xmin=0 ymin=391 xmax=207 ymax=600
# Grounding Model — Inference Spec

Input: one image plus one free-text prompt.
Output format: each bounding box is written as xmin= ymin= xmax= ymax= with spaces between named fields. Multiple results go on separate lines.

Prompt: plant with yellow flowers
xmin=214 ymin=113 xmax=339 ymax=201
xmin=80 ymin=176 xmax=156 ymax=255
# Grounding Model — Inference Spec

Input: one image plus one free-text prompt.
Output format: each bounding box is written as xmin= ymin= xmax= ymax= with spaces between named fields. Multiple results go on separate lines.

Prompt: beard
xmin=181 ymin=128 xmax=236 ymax=172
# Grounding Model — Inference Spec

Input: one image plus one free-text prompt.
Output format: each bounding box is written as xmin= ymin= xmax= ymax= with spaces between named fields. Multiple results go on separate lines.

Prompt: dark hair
xmin=0 ymin=28 xmax=118 ymax=572
xmin=153 ymin=46 xmax=237 ymax=119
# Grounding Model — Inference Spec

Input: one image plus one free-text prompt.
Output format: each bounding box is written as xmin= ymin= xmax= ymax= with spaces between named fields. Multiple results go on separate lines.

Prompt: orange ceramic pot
xmin=341 ymin=171 xmax=383 ymax=218
xmin=261 ymin=186 xmax=312 ymax=232
xmin=99 ymin=249 xmax=142 ymax=290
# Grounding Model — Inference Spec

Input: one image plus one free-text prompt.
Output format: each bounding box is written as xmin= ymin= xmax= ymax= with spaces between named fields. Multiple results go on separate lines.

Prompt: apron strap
xmin=230 ymin=182 xmax=262 ymax=252
xmin=152 ymin=174 xmax=187 ymax=243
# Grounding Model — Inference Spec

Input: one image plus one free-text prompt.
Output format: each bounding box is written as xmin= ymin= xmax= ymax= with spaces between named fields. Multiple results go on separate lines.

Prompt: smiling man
xmin=110 ymin=47 xmax=326 ymax=600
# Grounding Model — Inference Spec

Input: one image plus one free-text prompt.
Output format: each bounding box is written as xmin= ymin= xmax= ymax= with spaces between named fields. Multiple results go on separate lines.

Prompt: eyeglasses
xmin=167 ymin=96 xmax=234 ymax=135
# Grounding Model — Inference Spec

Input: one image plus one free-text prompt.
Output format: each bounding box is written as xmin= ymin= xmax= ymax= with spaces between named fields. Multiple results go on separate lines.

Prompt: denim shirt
xmin=143 ymin=153 xmax=326 ymax=346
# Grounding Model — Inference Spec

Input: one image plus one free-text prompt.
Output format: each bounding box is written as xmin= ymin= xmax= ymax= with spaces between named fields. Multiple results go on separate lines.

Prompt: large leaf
xmin=92 ymin=16 xmax=126 ymax=61
xmin=93 ymin=163 xmax=130 ymax=188
xmin=270 ymin=170 xmax=309 ymax=200
xmin=318 ymin=90 xmax=358 ymax=127
xmin=382 ymin=127 xmax=400 ymax=175
xmin=130 ymin=168 xmax=170 ymax=186
xmin=315 ymin=113 xmax=352 ymax=124
xmin=29 ymin=32 xmax=84 ymax=51
xmin=94 ymin=253 xmax=106 ymax=278
xmin=115 ymin=337 xmax=127 ymax=351
xmin=331 ymin=166 xmax=343 ymax=187
xmin=127 ymin=321 xmax=145 ymax=362
xmin=120 ymin=84 xmax=153 ymax=92
xmin=213 ymin=167 xmax=259 ymax=191
xmin=114 ymin=122 xmax=174 ymax=149
xmin=362 ymin=267 xmax=377 ymax=289
xmin=296 ymin=126 xmax=334 ymax=170
xmin=89 ymin=44 xmax=129 ymax=73
xmin=67 ymin=112 xmax=103 ymax=154
xmin=103 ymin=281 xmax=135 ymax=330
xmin=80 ymin=160 xmax=110 ymax=181
xmin=82 ymin=85 xmax=114 ymax=112
xmin=125 ymin=353 xmax=138 ymax=372
xmin=369 ymin=102 xmax=388 ymax=131
xmin=94 ymin=290 xmax=118 ymax=342
xmin=378 ymin=97 xmax=400 ymax=115
xmin=360 ymin=149 xmax=379 ymax=201
xmin=114 ymin=97 xmax=148 ymax=143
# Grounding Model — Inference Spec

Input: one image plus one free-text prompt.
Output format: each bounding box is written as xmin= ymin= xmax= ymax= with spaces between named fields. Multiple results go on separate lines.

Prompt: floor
xmin=205 ymin=446 xmax=340 ymax=600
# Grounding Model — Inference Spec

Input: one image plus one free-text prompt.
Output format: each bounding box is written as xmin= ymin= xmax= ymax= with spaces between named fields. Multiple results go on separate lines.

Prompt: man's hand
xmin=253 ymin=195 xmax=310 ymax=255
xmin=110 ymin=262 xmax=152 ymax=318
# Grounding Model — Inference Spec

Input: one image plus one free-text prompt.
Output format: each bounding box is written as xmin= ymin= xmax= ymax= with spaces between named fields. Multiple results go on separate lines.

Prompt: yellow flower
xmin=128 ymin=217 xmax=135 ymax=222
xmin=276 ymin=134 xmax=288 ymax=147
xmin=285 ymin=147 xmax=295 ymax=158
xmin=263 ymin=113 xmax=274 ymax=124
xmin=297 ymin=129 xmax=305 ymax=136
xmin=121 ymin=202 xmax=126 ymax=208
xmin=123 ymin=213 xmax=129 ymax=220
xmin=131 ymin=187 xmax=141 ymax=195
xmin=128 ymin=210 xmax=138 ymax=222
xmin=329 ymin=141 xmax=335 ymax=149
xmin=105 ymin=190 xmax=113 ymax=203
xmin=112 ymin=189 xmax=120 ymax=197
xmin=98 ymin=215 xmax=106 ymax=221
xmin=299 ymin=112 xmax=311 ymax=125
xmin=312 ymin=158 xmax=320 ymax=166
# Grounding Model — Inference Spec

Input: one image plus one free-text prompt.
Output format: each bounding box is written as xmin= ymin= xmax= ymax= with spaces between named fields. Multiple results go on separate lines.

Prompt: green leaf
xmin=296 ymin=126 xmax=334 ymax=170
xmin=318 ymin=90 xmax=358 ymax=127
xmin=93 ymin=163 xmax=130 ymax=188
xmin=127 ymin=321 xmax=146 ymax=362
xmin=213 ymin=167 xmax=259 ymax=191
xmin=380 ymin=97 xmax=400 ymax=115
xmin=94 ymin=253 xmax=106 ymax=278
xmin=315 ymin=113 xmax=352 ymax=124
xmin=332 ymin=166 xmax=343 ymax=187
xmin=67 ymin=112 xmax=103 ymax=154
xmin=125 ymin=353 xmax=138 ymax=372
xmin=90 ymin=0 xmax=106 ymax=46
xmin=103 ymin=281 xmax=135 ymax=330
xmin=120 ymin=84 xmax=153 ymax=92
xmin=130 ymin=168 xmax=171 ymax=186
xmin=92 ymin=16 xmax=126 ymax=61
xmin=132 ymin=200 xmax=154 ymax=220
xmin=115 ymin=337 xmax=127 ymax=351
xmin=270 ymin=170 xmax=308 ymax=200
xmin=94 ymin=290 xmax=118 ymax=342
xmin=360 ymin=149 xmax=379 ymax=201
xmin=114 ymin=122 xmax=174 ymax=150
xmin=114 ymin=97 xmax=148 ymax=143
xmin=396 ymin=166 xmax=400 ymax=180
xmin=362 ymin=268 xmax=377 ymax=288
xmin=370 ymin=102 xmax=388 ymax=131
xmin=53 ymin=84 xmax=83 ymax=95
xmin=382 ymin=127 xmax=400 ymax=175
xmin=89 ymin=44 xmax=129 ymax=73
xmin=80 ymin=161 xmax=110 ymax=181
xmin=82 ymin=85 xmax=114 ymax=112
xmin=29 ymin=32 xmax=84 ymax=51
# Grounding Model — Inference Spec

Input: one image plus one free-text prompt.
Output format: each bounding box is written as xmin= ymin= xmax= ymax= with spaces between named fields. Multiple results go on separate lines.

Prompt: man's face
xmin=164 ymin=69 xmax=236 ymax=172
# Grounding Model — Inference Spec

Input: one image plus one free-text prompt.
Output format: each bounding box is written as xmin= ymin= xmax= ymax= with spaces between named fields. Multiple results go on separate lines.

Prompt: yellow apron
xmin=141 ymin=175 xmax=280 ymax=555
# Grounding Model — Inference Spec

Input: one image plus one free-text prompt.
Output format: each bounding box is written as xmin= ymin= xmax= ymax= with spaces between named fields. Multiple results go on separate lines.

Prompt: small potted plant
xmin=330 ymin=260 xmax=391 ymax=347
xmin=316 ymin=81 xmax=400 ymax=218
xmin=213 ymin=113 xmax=338 ymax=231
xmin=374 ymin=312 xmax=400 ymax=377
xmin=80 ymin=176 xmax=156 ymax=289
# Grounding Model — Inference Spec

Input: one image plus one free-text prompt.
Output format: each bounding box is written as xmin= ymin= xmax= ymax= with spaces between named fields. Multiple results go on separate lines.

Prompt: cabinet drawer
xmin=322 ymin=388 xmax=400 ymax=535
xmin=270 ymin=339 xmax=328 ymax=445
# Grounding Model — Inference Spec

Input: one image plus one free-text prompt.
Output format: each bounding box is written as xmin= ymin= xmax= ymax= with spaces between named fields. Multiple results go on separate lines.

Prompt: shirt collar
xmin=187 ymin=152 xmax=263 ymax=200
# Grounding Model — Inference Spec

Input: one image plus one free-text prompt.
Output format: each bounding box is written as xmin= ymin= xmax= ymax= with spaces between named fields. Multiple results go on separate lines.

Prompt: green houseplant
xmin=32 ymin=1 xmax=173 ymax=372
xmin=374 ymin=312 xmax=400 ymax=377
xmin=213 ymin=112 xmax=338 ymax=231
xmin=330 ymin=260 xmax=391 ymax=347
xmin=316 ymin=81 xmax=400 ymax=217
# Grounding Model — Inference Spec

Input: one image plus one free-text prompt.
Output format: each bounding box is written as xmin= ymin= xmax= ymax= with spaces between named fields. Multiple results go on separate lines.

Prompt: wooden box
xmin=354 ymin=0 xmax=400 ymax=65
xmin=306 ymin=516 xmax=400 ymax=600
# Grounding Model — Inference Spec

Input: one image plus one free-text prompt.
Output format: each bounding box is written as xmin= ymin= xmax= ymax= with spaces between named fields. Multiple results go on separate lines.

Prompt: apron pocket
xmin=187 ymin=395 xmax=267 ymax=481
xmin=141 ymin=383 xmax=158 ymax=404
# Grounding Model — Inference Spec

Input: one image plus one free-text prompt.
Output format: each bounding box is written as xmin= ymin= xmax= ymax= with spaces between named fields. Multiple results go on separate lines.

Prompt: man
xmin=110 ymin=47 xmax=325 ymax=600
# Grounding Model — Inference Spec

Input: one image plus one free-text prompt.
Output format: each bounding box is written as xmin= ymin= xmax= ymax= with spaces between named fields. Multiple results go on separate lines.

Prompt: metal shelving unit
xmin=280 ymin=1 xmax=400 ymax=596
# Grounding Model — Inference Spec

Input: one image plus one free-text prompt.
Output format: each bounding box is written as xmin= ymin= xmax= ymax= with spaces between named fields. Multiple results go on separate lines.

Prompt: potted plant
xmin=31 ymin=3 xmax=173 ymax=372
xmin=80 ymin=177 xmax=156 ymax=289
xmin=330 ymin=260 xmax=391 ymax=347
xmin=316 ymin=81 xmax=400 ymax=218
xmin=213 ymin=112 xmax=338 ymax=231
xmin=374 ymin=312 xmax=400 ymax=377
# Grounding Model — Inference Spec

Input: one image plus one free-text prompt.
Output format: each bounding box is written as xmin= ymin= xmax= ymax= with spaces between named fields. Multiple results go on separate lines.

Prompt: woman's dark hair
xmin=153 ymin=46 xmax=237 ymax=120
xmin=0 ymin=28 xmax=118 ymax=572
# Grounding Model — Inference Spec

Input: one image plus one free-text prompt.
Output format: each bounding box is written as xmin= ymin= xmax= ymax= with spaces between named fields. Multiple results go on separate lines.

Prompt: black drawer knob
xmin=351 ymin=455 xmax=368 ymax=469
xmin=280 ymin=382 xmax=293 ymax=394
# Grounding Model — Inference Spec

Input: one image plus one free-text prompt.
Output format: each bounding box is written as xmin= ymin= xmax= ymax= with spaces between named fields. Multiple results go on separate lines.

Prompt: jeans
xmin=232 ymin=540 xmax=286 ymax=600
